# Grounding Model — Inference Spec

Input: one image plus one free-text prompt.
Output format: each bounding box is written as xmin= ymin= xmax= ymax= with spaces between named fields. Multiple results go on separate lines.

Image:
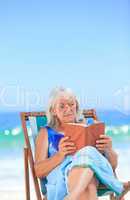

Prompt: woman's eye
xmin=60 ymin=104 xmax=65 ymax=109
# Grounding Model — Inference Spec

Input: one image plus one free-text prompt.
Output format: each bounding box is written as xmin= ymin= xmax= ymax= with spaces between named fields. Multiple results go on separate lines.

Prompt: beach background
xmin=0 ymin=0 xmax=129 ymax=199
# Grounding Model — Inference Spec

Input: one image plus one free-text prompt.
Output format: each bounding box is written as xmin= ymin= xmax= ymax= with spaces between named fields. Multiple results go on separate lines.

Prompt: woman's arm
xmin=34 ymin=128 xmax=65 ymax=178
xmin=104 ymin=148 xmax=118 ymax=170
xmin=96 ymin=135 xmax=118 ymax=170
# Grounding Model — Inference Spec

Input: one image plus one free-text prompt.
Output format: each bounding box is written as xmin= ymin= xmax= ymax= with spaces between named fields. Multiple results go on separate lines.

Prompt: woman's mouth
xmin=64 ymin=114 xmax=73 ymax=117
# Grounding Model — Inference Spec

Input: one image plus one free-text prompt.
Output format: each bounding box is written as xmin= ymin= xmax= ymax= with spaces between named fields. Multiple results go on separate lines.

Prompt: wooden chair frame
xmin=20 ymin=109 xmax=116 ymax=200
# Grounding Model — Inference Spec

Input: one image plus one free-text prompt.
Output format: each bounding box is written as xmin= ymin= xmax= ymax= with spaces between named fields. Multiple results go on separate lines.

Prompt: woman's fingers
xmin=60 ymin=136 xmax=70 ymax=144
xmin=96 ymin=146 xmax=106 ymax=151
xmin=96 ymin=139 xmax=109 ymax=144
xmin=96 ymin=135 xmax=112 ymax=150
xmin=96 ymin=144 xmax=107 ymax=148
xmin=99 ymin=134 xmax=108 ymax=138
xmin=63 ymin=147 xmax=77 ymax=153
xmin=97 ymin=135 xmax=112 ymax=143
xmin=58 ymin=136 xmax=76 ymax=155
xmin=64 ymin=149 xmax=76 ymax=155
xmin=59 ymin=137 xmax=76 ymax=146
xmin=61 ymin=142 xmax=76 ymax=147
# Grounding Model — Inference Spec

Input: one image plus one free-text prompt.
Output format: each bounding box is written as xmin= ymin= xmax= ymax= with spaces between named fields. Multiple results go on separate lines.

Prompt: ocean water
xmin=0 ymin=111 xmax=130 ymax=199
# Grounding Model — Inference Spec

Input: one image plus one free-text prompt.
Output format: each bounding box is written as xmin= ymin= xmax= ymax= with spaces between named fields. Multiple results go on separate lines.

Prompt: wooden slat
xmin=24 ymin=147 xmax=30 ymax=200
xmin=82 ymin=109 xmax=98 ymax=120
xmin=21 ymin=113 xmax=43 ymax=200
xmin=21 ymin=109 xmax=98 ymax=120
xmin=21 ymin=112 xmax=46 ymax=120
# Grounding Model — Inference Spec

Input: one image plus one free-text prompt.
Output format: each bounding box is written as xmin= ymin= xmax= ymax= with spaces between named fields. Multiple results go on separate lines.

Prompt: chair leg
xmin=43 ymin=197 xmax=47 ymax=200
xmin=24 ymin=147 xmax=30 ymax=200
xmin=110 ymin=193 xmax=117 ymax=200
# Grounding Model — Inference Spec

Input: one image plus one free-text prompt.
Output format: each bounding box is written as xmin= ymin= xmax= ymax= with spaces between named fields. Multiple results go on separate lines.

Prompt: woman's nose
xmin=65 ymin=105 xmax=72 ymax=112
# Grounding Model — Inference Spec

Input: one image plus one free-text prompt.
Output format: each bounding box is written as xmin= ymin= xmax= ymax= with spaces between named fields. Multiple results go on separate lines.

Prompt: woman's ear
xmin=52 ymin=108 xmax=57 ymax=116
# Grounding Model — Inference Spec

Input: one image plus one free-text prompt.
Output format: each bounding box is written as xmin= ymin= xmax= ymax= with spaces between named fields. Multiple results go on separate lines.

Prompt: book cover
xmin=63 ymin=122 xmax=105 ymax=153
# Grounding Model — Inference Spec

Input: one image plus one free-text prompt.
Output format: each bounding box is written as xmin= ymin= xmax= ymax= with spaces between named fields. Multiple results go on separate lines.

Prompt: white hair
xmin=47 ymin=87 xmax=80 ymax=128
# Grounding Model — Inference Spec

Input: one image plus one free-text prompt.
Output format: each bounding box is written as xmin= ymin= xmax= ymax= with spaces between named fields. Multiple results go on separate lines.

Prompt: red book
xmin=63 ymin=122 xmax=105 ymax=153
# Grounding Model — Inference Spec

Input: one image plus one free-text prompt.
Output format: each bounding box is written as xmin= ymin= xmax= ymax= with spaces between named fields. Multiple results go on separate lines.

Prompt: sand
xmin=0 ymin=190 xmax=130 ymax=200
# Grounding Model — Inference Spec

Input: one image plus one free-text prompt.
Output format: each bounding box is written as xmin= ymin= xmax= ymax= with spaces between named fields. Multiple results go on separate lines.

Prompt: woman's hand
xmin=96 ymin=135 xmax=118 ymax=169
xmin=58 ymin=136 xmax=77 ymax=157
xmin=95 ymin=134 xmax=112 ymax=153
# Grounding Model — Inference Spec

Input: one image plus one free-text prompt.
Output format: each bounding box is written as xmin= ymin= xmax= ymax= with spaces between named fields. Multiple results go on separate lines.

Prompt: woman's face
xmin=53 ymin=95 xmax=77 ymax=124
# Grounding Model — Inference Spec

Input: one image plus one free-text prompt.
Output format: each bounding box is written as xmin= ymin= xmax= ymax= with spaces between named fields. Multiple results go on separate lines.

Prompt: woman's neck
xmin=55 ymin=123 xmax=65 ymax=132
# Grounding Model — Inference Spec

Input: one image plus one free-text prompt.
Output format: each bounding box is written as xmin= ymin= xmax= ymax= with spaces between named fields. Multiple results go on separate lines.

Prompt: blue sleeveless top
xmin=40 ymin=126 xmax=72 ymax=200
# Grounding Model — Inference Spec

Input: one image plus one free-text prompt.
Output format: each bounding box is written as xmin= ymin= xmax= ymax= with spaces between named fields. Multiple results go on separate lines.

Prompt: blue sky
xmin=0 ymin=0 xmax=129 ymax=111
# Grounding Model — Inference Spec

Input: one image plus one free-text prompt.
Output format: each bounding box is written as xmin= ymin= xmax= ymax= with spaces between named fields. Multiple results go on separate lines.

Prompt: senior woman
xmin=34 ymin=87 xmax=130 ymax=200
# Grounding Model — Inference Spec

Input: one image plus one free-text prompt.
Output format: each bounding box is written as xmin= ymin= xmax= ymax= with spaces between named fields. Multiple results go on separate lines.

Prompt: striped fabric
xmin=29 ymin=115 xmax=47 ymax=143
xmin=28 ymin=115 xmax=48 ymax=195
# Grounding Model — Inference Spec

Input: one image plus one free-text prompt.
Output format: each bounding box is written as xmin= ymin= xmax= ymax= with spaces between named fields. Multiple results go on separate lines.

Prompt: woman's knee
xmin=68 ymin=166 xmax=93 ymax=183
xmin=87 ymin=177 xmax=99 ymax=190
xmin=67 ymin=167 xmax=85 ymax=191
xmin=67 ymin=167 xmax=95 ymax=192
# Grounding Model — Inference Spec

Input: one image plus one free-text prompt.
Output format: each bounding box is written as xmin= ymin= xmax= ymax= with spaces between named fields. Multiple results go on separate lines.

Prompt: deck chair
xmin=20 ymin=109 xmax=117 ymax=200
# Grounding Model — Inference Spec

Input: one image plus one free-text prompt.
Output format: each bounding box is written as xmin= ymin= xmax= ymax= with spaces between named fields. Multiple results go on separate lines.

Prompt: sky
xmin=0 ymin=0 xmax=129 ymax=111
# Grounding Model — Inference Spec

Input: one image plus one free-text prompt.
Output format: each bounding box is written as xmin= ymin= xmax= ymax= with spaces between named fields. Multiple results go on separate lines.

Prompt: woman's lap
xmin=64 ymin=146 xmax=123 ymax=196
xmin=45 ymin=146 xmax=123 ymax=199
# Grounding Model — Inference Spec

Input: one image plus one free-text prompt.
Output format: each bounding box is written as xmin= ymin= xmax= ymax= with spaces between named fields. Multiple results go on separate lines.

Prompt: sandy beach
xmin=0 ymin=190 xmax=130 ymax=200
